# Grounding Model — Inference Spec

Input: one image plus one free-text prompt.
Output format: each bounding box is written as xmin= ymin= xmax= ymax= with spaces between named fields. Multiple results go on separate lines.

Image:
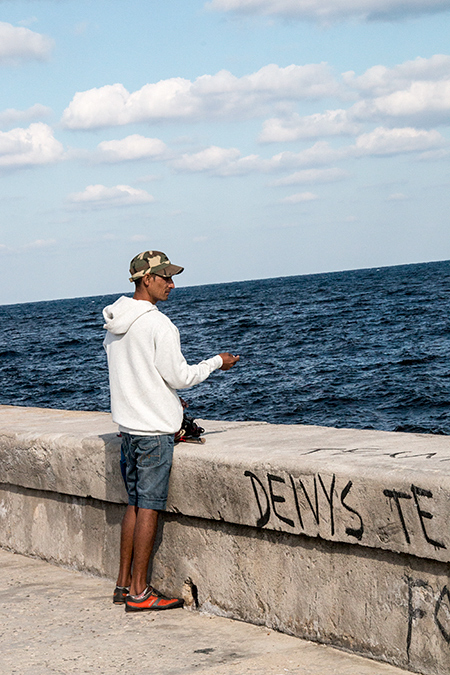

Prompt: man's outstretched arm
xmin=154 ymin=324 xmax=239 ymax=389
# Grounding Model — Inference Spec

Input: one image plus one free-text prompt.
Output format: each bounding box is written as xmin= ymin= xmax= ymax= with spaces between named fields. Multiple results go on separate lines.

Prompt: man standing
xmin=103 ymin=250 xmax=239 ymax=612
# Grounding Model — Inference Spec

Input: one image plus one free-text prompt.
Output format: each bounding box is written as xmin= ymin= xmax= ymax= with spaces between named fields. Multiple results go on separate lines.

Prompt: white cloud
xmin=352 ymin=82 xmax=450 ymax=126
xmin=135 ymin=174 xmax=162 ymax=183
xmin=18 ymin=17 xmax=38 ymax=28
xmin=251 ymin=55 xmax=450 ymax=149
xmin=281 ymin=192 xmax=319 ymax=203
xmin=68 ymin=184 xmax=155 ymax=208
xmin=96 ymin=134 xmax=168 ymax=162
xmin=346 ymin=55 xmax=450 ymax=126
xmin=172 ymin=141 xmax=346 ymax=176
xmin=0 ymin=123 xmax=64 ymax=168
xmin=353 ymin=127 xmax=445 ymax=155
xmin=0 ymin=22 xmax=53 ymax=65
xmin=169 ymin=126 xmax=444 ymax=179
xmin=259 ymin=109 xmax=360 ymax=142
xmin=171 ymin=146 xmax=241 ymax=172
xmin=74 ymin=22 xmax=89 ymax=36
xmin=206 ymin=0 xmax=450 ymax=21
xmin=172 ymin=145 xmax=282 ymax=176
xmin=0 ymin=104 xmax=51 ymax=128
xmin=269 ymin=142 xmax=347 ymax=168
xmin=388 ymin=192 xmax=408 ymax=200
xmin=344 ymin=55 xmax=450 ymax=96
xmin=417 ymin=148 xmax=450 ymax=161
xmin=61 ymin=63 xmax=339 ymax=129
xmin=273 ymin=168 xmax=349 ymax=185
xmin=23 ymin=238 xmax=57 ymax=249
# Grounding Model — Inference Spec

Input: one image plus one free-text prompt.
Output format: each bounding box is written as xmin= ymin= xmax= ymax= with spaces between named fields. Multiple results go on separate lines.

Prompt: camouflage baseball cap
xmin=129 ymin=250 xmax=184 ymax=282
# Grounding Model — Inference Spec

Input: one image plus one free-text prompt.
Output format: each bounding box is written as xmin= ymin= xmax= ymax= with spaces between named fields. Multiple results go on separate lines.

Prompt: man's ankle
xmin=129 ymin=584 xmax=148 ymax=599
xmin=116 ymin=575 xmax=132 ymax=587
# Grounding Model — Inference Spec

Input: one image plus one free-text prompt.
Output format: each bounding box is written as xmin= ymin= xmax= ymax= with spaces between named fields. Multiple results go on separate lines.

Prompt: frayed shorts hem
xmin=128 ymin=498 xmax=167 ymax=511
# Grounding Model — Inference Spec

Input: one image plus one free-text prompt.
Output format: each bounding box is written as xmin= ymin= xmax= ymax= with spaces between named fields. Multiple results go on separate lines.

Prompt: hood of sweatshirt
xmin=103 ymin=295 xmax=157 ymax=336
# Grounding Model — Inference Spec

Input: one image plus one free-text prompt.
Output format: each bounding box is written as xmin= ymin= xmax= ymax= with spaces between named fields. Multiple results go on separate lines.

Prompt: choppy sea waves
xmin=1 ymin=260 xmax=450 ymax=434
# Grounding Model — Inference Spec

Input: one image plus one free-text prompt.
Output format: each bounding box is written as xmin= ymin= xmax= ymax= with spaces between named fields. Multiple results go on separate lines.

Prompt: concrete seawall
xmin=1 ymin=404 xmax=450 ymax=675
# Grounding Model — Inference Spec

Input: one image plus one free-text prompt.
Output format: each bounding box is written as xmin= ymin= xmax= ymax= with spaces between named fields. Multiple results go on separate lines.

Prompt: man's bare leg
xmin=129 ymin=508 xmax=159 ymax=596
xmin=116 ymin=505 xmax=137 ymax=588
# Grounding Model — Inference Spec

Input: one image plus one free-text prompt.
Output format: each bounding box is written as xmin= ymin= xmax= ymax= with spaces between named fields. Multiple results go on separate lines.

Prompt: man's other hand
xmin=219 ymin=353 xmax=240 ymax=371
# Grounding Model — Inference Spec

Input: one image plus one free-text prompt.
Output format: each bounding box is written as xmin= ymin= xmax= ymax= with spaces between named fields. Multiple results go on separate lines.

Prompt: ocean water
xmin=1 ymin=260 xmax=450 ymax=434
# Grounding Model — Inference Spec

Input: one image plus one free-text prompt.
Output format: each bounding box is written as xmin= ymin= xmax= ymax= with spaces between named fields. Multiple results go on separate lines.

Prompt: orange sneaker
xmin=125 ymin=585 xmax=184 ymax=612
xmin=113 ymin=586 xmax=130 ymax=604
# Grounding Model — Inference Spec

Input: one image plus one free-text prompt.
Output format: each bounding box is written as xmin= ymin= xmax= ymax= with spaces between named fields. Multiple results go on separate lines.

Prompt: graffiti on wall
xmin=243 ymin=468 xmax=450 ymax=659
xmin=406 ymin=576 xmax=450 ymax=661
xmin=243 ymin=469 xmax=447 ymax=553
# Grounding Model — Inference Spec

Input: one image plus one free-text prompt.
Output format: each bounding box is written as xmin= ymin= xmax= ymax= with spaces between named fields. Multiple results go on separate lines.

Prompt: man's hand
xmin=219 ymin=353 xmax=240 ymax=371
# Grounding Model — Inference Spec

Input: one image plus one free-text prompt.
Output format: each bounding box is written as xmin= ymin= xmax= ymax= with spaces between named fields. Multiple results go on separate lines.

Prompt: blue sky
xmin=1 ymin=0 xmax=450 ymax=304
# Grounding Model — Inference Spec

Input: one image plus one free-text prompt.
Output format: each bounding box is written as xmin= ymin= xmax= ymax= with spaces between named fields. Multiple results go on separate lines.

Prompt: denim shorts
xmin=121 ymin=432 xmax=174 ymax=510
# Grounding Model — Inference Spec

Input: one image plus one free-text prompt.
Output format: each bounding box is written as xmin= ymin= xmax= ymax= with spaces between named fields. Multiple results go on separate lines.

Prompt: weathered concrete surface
xmin=0 ymin=405 xmax=126 ymax=504
xmin=2 ymin=405 xmax=450 ymax=562
xmin=0 ymin=548 xmax=410 ymax=675
xmin=2 ymin=405 xmax=450 ymax=674
xmin=0 ymin=485 xmax=123 ymax=578
xmin=2 ymin=484 xmax=449 ymax=674
xmin=151 ymin=515 xmax=450 ymax=675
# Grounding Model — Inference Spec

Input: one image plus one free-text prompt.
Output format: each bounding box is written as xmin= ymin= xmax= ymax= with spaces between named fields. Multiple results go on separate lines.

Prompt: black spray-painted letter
xmin=244 ymin=471 xmax=270 ymax=528
xmin=267 ymin=474 xmax=295 ymax=528
xmin=340 ymin=480 xmax=364 ymax=541
xmin=411 ymin=484 xmax=446 ymax=550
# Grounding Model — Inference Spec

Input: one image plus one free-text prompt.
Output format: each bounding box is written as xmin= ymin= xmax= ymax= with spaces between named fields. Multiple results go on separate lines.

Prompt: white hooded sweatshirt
xmin=103 ymin=296 xmax=223 ymax=435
